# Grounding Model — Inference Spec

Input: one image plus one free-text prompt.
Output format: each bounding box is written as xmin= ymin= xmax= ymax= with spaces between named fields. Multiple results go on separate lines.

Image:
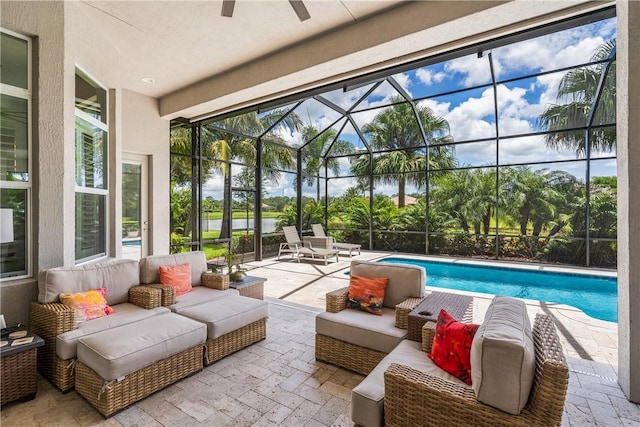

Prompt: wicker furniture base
xmin=201 ymin=272 xmax=230 ymax=290
xmin=205 ymin=318 xmax=267 ymax=365
xmin=407 ymin=292 xmax=473 ymax=341
xmin=229 ymin=275 xmax=266 ymax=300
xmin=315 ymin=334 xmax=387 ymax=376
xmin=75 ymin=345 xmax=204 ymax=417
xmin=1 ymin=348 xmax=38 ymax=405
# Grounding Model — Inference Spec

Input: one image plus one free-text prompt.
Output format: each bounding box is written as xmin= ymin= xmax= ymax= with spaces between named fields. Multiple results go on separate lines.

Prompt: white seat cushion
xmin=175 ymin=295 xmax=268 ymax=339
xmin=350 ymin=260 xmax=425 ymax=309
xmin=316 ymin=308 xmax=406 ymax=354
xmin=352 ymin=340 xmax=468 ymax=427
xmin=57 ymin=304 xmax=170 ymax=360
xmin=471 ymin=296 xmax=535 ymax=415
xmin=168 ymin=286 xmax=239 ymax=312
xmin=77 ymin=312 xmax=206 ymax=381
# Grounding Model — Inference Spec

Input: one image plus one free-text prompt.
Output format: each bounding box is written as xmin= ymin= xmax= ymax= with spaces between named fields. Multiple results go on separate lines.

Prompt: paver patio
xmin=2 ymin=251 xmax=638 ymax=426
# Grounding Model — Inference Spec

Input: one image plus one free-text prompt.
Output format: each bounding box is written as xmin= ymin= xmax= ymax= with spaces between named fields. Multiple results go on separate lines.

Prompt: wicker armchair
xmin=383 ymin=313 xmax=569 ymax=427
xmin=30 ymin=285 xmax=163 ymax=392
xmin=315 ymin=260 xmax=425 ymax=375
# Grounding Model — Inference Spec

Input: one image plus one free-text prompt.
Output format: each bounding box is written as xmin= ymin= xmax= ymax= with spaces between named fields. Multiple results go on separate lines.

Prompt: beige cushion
xmin=176 ymin=295 xmax=269 ymax=339
xmin=168 ymin=286 xmax=239 ymax=312
xmin=139 ymin=251 xmax=208 ymax=287
xmin=471 ymin=296 xmax=535 ymax=415
xmin=38 ymin=259 xmax=140 ymax=305
xmin=352 ymin=340 xmax=468 ymax=427
xmin=77 ymin=312 xmax=206 ymax=381
xmin=56 ymin=304 xmax=169 ymax=360
xmin=350 ymin=260 xmax=425 ymax=309
xmin=316 ymin=308 xmax=406 ymax=354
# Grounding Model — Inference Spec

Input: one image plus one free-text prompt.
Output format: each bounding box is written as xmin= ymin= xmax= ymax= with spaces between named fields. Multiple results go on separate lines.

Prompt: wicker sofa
xmin=315 ymin=260 xmax=425 ymax=375
xmin=351 ymin=296 xmax=569 ymax=427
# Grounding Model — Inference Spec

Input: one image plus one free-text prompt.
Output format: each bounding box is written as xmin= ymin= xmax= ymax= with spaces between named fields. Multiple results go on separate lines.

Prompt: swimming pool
xmin=380 ymin=257 xmax=618 ymax=322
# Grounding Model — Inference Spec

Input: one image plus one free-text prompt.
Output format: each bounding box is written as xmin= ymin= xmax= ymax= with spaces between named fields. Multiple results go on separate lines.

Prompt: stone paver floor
xmin=2 ymin=251 xmax=639 ymax=426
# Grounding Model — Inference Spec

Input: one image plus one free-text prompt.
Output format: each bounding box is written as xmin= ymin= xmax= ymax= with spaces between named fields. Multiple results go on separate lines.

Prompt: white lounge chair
xmin=278 ymin=226 xmax=340 ymax=266
xmin=312 ymin=224 xmax=361 ymax=257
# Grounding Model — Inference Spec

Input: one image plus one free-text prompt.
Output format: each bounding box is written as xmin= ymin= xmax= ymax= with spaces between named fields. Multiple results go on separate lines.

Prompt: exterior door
xmin=121 ymin=154 xmax=148 ymax=260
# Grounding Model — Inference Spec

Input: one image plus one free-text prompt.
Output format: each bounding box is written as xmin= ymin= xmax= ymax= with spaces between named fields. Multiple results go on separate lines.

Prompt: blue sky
xmin=204 ymin=17 xmax=617 ymax=200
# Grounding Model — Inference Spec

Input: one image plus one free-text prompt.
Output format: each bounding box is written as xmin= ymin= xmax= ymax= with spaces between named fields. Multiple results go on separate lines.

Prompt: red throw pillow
xmin=428 ymin=308 xmax=480 ymax=385
xmin=159 ymin=263 xmax=192 ymax=296
xmin=347 ymin=275 xmax=388 ymax=315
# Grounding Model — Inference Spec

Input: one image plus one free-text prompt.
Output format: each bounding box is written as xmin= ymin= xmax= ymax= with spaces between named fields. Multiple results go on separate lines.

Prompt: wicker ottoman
xmin=75 ymin=313 xmax=206 ymax=417
xmin=175 ymin=295 xmax=268 ymax=365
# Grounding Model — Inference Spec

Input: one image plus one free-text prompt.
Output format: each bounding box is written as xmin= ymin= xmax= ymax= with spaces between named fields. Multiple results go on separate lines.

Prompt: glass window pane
xmin=1 ymin=188 xmax=27 ymax=277
xmin=0 ymin=94 xmax=29 ymax=181
xmin=75 ymin=116 xmax=107 ymax=189
xmin=499 ymin=134 xmax=586 ymax=165
xmin=1 ymin=33 xmax=28 ymax=89
xmin=75 ymin=70 xmax=107 ymax=124
xmin=75 ymin=192 xmax=106 ymax=262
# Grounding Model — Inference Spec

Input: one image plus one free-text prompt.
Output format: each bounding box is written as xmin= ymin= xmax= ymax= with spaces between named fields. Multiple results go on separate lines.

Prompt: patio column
xmin=616 ymin=0 xmax=640 ymax=403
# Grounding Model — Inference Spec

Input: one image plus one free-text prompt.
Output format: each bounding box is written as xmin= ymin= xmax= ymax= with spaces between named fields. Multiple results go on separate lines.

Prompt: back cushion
xmin=470 ymin=296 xmax=535 ymax=415
xmin=350 ymin=260 xmax=425 ymax=308
xmin=139 ymin=251 xmax=207 ymax=287
xmin=38 ymin=259 xmax=140 ymax=305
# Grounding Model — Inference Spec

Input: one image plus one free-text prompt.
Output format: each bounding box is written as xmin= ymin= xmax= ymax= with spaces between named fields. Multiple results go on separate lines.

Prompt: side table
xmin=1 ymin=329 xmax=45 ymax=405
xmin=407 ymin=292 xmax=473 ymax=342
xmin=229 ymin=275 xmax=266 ymax=300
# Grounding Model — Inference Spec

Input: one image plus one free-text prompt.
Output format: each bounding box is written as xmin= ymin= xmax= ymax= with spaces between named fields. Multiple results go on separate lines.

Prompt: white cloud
xmin=416 ymin=68 xmax=446 ymax=86
xmin=444 ymin=55 xmax=493 ymax=86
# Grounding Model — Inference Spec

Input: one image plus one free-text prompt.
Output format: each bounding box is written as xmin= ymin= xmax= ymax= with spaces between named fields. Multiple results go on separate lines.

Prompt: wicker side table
xmin=229 ymin=275 xmax=266 ymax=300
xmin=407 ymin=292 xmax=473 ymax=342
xmin=1 ymin=330 xmax=45 ymax=406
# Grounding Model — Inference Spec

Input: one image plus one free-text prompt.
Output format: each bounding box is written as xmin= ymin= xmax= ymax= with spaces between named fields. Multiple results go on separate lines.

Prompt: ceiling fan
xmin=221 ymin=0 xmax=311 ymax=21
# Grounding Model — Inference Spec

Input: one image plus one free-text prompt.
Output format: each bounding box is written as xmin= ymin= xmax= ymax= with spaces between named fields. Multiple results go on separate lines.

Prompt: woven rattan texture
xmin=234 ymin=282 xmax=264 ymax=300
xmin=145 ymin=284 xmax=176 ymax=306
xmin=128 ymin=285 xmax=162 ymax=309
xmin=1 ymin=347 xmax=38 ymax=404
xmin=201 ymin=272 xmax=230 ymax=290
xmin=205 ymin=318 xmax=266 ymax=365
xmin=315 ymin=334 xmax=387 ymax=376
xmin=325 ymin=287 xmax=349 ymax=313
xmin=395 ymin=297 xmax=424 ymax=329
xmin=75 ymin=345 xmax=203 ymax=417
xmin=407 ymin=291 xmax=473 ymax=341
xmin=383 ymin=314 xmax=569 ymax=427
xmin=29 ymin=302 xmax=77 ymax=392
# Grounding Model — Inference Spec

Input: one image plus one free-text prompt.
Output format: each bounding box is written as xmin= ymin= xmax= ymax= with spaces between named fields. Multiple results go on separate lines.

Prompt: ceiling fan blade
xmin=221 ymin=0 xmax=235 ymax=17
xmin=289 ymin=0 xmax=310 ymax=21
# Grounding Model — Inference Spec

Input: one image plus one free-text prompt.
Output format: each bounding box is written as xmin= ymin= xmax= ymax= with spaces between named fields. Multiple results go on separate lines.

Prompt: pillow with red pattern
xmin=60 ymin=288 xmax=115 ymax=323
xmin=159 ymin=263 xmax=192 ymax=296
xmin=347 ymin=275 xmax=388 ymax=315
xmin=428 ymin=308 xmax=480 ymax=385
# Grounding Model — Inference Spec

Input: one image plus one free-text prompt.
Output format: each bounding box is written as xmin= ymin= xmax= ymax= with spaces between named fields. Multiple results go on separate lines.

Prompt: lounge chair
xmin=312 ymin=224 xmax=361 ymax=257
xmin=278 ymin=226 xmax=340 ymax=266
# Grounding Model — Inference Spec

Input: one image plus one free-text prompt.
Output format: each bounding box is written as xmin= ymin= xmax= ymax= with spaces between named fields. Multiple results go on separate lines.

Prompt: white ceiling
xmin=78 ymin=0 xmax=404 ymax=100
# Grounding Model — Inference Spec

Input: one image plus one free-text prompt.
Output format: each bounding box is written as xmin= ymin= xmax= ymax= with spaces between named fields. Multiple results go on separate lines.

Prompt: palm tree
xmin=299 ymin=125 xmax=354 ymax=199
xmin=201 ymin=110 xmax=303 ymax=239
xmin=350 ymin=96 xmax=454 ymax=207
xmin=538 ymin=39 xmax=616 ymax=156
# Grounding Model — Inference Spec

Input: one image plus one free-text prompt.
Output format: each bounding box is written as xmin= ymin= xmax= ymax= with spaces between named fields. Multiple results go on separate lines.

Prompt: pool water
xmin=381 ymin=257 xmax=618 ymax=322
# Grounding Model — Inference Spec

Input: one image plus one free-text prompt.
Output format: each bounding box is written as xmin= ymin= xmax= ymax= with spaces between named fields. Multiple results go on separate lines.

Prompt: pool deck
xmin=2 ymin=251 xmax=637 ymax=426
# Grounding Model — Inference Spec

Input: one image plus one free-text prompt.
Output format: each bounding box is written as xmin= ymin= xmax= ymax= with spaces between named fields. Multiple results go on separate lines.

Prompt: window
xmin=75 ymin=68 xmax=108 ymax=263
xmin=1 ymin=30 xmax=31 ymax=279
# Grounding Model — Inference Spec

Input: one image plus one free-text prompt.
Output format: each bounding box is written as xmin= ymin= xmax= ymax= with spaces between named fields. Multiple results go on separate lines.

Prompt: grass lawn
xmin=204 ymin=211 xmax=281 ymax=220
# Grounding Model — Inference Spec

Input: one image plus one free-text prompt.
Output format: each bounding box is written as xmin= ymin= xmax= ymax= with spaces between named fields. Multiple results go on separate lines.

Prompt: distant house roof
xmin=391 ymin=195 xmax=417 ymax=206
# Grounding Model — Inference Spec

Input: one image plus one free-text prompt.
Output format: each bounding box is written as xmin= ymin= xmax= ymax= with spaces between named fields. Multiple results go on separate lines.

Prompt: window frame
xmin=0 ymin=28 xmax=32 ymax=281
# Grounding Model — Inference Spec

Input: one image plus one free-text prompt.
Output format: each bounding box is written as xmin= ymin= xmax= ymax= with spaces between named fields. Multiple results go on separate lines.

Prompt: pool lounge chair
xmin=312 ymin=224 xmax=361 ymax=257
xmin=278 ymin=226 xmax=340 ymax=266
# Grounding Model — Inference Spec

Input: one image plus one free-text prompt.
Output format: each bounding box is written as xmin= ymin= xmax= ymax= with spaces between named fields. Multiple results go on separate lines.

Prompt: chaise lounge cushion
xmin=168 ymin=286 xmax=239 ymax=312
xmin=175 ymin=295 xmax=269 ymax=339
xmin=316 ymin=308 xmax=406 ymax=354
xmin=470 ymin=296 xmax=535 ymax=415
xmin=38 ymin=259 xmax=140 ymax=305
xmin=352 ymin=339 xmax=467 ymax=427
xmin=350 ymin=260 xmax=425 ymax=308
xmin=56 ymin=305 xmax=170 ymax=360
xmin=77 ymin=312 xmax=206 ymax=381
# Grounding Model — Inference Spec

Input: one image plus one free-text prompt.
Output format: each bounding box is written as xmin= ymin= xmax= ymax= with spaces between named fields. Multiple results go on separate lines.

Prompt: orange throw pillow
xmin=347 ymin=275 xmax=388 ymax=315
xmin=159 ymin=263 xmax=192 ymax=296
xmin=428 ymin=309 xmax=480 ymax=385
